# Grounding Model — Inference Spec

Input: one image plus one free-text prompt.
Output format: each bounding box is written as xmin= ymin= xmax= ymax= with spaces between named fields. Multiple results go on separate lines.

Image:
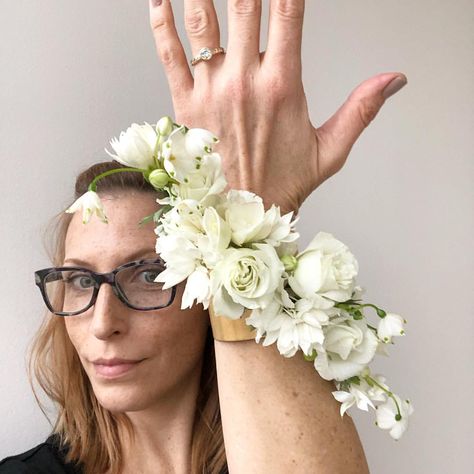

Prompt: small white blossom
xmin=154 ymin=234 xmax=201 ymax=289
xmin=181 ymin=265 xmax=211 ymax=310
xmin=377 ymin=312 xmax=406 ymax=343
xmin=65 ymin=191 xmax=108 ymax=224
xmin=375 ymin=394 xmax=414 ymax=440
xmin=197 ymin=207 xmax=231 ymax=268
xmin=105 ymin=122 xmax=158 ymax=169
xmin=168 ymin=153 xmax=227 ymax=203
xmin=332 ymin=383 xmax=375 ymax=417
xmin=162 ymin=126 xmax=218 ymax=182
xmin=248 ymin=297 xmax=332 ymax=358
xmin=366 ymin=374 xmax=390 ymax=402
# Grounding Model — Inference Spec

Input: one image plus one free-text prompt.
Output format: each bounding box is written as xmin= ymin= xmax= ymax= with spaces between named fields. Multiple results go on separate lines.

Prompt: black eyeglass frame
xmin=34 ymin=258 xmax=176 ymax=316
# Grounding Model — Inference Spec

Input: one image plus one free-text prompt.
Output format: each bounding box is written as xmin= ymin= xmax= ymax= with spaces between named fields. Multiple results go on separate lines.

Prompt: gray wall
xmin=1 ymin=1 xmax=472 ymax=473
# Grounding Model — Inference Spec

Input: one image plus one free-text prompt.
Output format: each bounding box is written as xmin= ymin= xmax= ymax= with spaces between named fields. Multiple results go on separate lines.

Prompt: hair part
xmin=27 ymin=161 xmax=226 ymax=474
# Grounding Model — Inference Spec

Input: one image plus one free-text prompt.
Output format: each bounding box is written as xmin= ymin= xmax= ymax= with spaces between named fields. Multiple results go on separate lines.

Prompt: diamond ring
xmin=190 ymin=47 xmax=226 ymax=67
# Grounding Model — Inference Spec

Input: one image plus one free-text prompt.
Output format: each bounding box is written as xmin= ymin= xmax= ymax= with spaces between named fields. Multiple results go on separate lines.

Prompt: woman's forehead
xmin=64 ymin=192 xmax=158 ymax=267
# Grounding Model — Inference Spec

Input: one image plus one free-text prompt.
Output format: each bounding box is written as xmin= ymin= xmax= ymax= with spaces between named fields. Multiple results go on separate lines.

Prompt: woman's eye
xmin=67 ymin=274 xmax=95 ymax=289
xmin=139 ymin=270 xmax=161 ymax=284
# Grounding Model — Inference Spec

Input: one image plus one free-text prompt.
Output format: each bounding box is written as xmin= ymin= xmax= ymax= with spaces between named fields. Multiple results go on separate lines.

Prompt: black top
xmin=0 ymin=435 xmax=229 ymax=474
xmin=0 ymin=435 xmax=82 ymax=473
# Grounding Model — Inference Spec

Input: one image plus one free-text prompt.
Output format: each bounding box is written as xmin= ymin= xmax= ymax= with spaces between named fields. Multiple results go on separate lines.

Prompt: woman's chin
xmin=93 ymin=387 xmax=149 ymax=413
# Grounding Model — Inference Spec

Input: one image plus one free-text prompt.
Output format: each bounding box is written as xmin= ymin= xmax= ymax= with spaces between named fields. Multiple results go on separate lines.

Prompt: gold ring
xmin=190 ymin=46 xmax=226 ymax=67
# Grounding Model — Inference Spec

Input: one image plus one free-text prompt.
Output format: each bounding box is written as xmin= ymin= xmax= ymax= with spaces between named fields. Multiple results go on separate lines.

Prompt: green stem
xmin=88 ymin=167 xmax=147 ymax=192
xmin=364 ymin=375 xmax=401 ymax=417
xmin=359 ymin=303 xmax=386 ymax=317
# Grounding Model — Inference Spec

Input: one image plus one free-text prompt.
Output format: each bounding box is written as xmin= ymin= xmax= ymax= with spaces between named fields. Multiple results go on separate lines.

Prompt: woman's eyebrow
xmin=63 ymin=249 xmax=158 ymax=267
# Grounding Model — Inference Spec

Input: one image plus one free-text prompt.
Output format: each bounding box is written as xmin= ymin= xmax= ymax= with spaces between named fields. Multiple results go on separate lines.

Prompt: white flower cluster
xmin=66 ymin=117 xmax=414 ymax=440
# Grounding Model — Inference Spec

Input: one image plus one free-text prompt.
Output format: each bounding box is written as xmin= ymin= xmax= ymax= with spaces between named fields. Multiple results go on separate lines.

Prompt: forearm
xmin=215 ymin=339 xmax=370 ymax=474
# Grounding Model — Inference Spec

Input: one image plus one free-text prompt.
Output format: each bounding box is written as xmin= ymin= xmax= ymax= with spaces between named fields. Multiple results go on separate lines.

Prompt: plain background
xmin=1 ymin=1 xmax=472 ymax=473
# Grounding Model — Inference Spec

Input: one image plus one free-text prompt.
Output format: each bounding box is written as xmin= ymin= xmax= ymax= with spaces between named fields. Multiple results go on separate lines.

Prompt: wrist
xmin=209 ymin=303 xmax=256 ymax=342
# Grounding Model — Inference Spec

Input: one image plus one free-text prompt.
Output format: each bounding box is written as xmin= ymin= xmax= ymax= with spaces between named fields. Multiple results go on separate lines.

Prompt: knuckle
xmin=185 ymin=7 xmax=210 ymax=37
xmin=150 ymin=15 xmax=171 ymax=35
xmin=266 ymin=74 xmax=291 ymax=102
xmin=357 ymin=96 xmax=380 ymax=127
xmin=275 ymin=0 xmax=304 ymax=19
xmin=224 ymin=75 xmax=252 ymax=101
xmin=230 ymin=0 xmax=260 ymax=16
xmin=158 ymin=45 xmax=179 ymax=67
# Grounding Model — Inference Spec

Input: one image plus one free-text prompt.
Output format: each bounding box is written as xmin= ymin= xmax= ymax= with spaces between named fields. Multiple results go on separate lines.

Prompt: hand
xmin=149 ymin=1 xmax=407 ymax=214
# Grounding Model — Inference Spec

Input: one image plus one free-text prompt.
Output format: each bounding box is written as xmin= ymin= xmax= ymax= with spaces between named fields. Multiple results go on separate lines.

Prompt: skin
xmin=63 ymin=191 xmax=209 ymax=473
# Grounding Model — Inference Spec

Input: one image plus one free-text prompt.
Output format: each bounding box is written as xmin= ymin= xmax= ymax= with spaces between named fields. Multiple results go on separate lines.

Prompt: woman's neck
xmin=118 ymin=358 xmax=203 ymax=474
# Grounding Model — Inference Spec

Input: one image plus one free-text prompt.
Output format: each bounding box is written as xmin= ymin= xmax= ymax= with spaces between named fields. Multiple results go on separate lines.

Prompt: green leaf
xmin=152 ymin=208 xmax=166 ymax=223
xmin=345 ymin=376 xmax=361 ymax=385
xmin=303 ymin=349 xmax=318 ymax=362
xmin=138 ymin=214 xmax=154 ymax=227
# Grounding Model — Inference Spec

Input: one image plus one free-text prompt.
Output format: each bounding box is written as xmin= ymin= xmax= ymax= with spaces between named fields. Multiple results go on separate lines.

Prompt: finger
xmin=316 ymin=73 xmax=408 ymax=181
xmin=149 ymin=0 xmax=194 ymax=100
xmin=264 ymin=0 xmax=305 ymax=78
xmin=227 ymin=0 xmax=262 ymax=68
xmin=184 ymin=1 xmax=222 ymax=77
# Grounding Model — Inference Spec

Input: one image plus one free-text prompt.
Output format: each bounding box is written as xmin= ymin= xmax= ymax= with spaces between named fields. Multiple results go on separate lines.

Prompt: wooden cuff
xmin=208 ymin=303 xmax=256 ymax=342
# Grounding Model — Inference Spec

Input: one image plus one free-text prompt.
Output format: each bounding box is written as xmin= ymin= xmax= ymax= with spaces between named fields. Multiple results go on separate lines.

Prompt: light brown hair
xmin=27 ymin=161 xmax=227 ymax=474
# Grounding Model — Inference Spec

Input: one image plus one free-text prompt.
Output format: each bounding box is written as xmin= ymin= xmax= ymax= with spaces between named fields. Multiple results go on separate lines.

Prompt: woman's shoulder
xmin=0 ymin=434 xmax=82 ymax=474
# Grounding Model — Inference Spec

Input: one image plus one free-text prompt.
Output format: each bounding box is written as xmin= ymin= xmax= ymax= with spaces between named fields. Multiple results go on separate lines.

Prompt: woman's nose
xmin=90 ymin=283 xmax=129 ymax=339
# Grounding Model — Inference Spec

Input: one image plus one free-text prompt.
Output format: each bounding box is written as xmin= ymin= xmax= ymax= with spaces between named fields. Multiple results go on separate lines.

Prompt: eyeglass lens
xmin=43 ymin=263 xmax=173 ymax=314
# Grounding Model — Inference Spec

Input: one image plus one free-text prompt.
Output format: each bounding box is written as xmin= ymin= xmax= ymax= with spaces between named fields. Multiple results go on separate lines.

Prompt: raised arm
xmin=148 ymin=1 xmax=406 ymax=471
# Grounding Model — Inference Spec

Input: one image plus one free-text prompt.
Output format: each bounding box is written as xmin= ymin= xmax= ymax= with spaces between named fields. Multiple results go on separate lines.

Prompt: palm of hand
xmin=149 ymin=1 xmax=407 ymax=214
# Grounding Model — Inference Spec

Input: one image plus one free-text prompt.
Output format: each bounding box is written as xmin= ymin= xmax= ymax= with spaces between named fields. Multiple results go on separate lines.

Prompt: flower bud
xmin=280 ymin=254 xmax=298 ymax=272
xmin=148 ymin=169 xmax=170 ymax=189
xmin=156 ymin=116 xmax=174 ymax=137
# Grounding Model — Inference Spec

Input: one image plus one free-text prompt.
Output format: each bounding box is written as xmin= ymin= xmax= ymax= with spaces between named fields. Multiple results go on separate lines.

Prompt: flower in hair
xmin=66 ymin=116 xmax=414 ymax=440
xmin=65 ymin=190 xmax=108 ymax=224
xmin=105 ymin=122 xmax=158 ymax=169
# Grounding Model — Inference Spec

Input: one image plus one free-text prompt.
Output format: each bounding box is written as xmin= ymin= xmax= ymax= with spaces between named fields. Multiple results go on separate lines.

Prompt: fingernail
xmin=382 ymin=76 xmax=407 ymax=99
xmin=152 ymin=0 xmax=162 ymax=6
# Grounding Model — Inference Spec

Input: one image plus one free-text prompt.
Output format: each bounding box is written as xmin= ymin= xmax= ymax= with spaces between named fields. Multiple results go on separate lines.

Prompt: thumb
xmin=315 ymin=72 xmax=407 ymax=179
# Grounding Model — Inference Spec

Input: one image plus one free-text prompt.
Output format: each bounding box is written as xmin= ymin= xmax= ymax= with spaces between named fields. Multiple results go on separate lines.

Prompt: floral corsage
xmin=66 ymin=117 xmax=414 ymax=440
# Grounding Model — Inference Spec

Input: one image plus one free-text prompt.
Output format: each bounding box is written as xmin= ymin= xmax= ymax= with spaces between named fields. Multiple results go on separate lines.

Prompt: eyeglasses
xmin=34 ymin=258 xmax=176 ymax=316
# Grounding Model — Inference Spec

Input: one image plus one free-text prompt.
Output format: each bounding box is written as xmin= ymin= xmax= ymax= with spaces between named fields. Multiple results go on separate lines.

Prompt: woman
xmin=0 ymin=1 xmax=406 ymax=473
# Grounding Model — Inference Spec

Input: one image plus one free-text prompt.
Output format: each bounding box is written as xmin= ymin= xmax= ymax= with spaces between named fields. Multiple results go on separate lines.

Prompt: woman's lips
xmin=93 ymin=360 xmax=143 ymax=378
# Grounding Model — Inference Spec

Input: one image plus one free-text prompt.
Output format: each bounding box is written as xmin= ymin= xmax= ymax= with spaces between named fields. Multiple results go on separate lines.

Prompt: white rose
xmin=314 ymin=318 xmax=378 ymax=381
xmin=65 ymin=190 xmax=108 ymax=224
xmin=210 ymin=243 xmax=285 ymax=319
xmin=105 ymin=122 xmax=158 ymax=169
xmin=225 ymin=190 xmax=272 ymax=245
xmin=162 ymin=126 xmax=218 ymax=182
xmin=377 ymin=312 xmax=406 ymax=343
xmin=288 ymin=231 xmax=358 ymax=303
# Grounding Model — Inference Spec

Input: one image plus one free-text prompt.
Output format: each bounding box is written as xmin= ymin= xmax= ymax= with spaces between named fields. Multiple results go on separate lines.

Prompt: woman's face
xmin=63 ymin=191 xmax=209 ymax=413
